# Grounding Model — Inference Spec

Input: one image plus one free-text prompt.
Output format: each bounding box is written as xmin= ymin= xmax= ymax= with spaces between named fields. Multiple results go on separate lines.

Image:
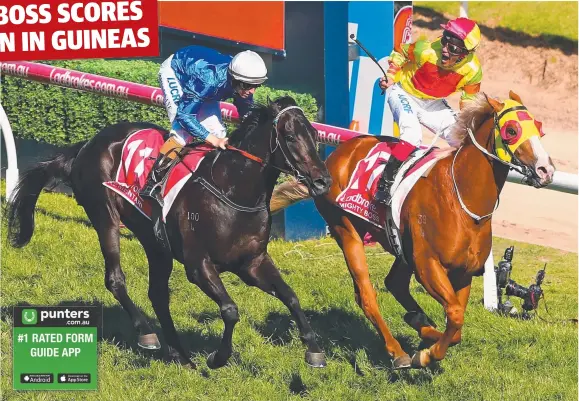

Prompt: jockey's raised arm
xmin=374 ymin=17 xmax=483 ymax=205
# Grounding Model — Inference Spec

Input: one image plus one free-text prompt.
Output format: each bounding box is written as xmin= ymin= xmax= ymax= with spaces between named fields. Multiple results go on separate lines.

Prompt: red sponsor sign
xmin=0 ymin=0 xmax=159 ymax=61
xmin=159 ymin=1 xmax=284 ymax=52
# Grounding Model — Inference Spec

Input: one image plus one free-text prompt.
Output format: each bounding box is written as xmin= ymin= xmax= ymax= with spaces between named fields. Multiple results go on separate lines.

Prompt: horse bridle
xmin=453 ymin=105 xmax=542 ymax=222
xmin=194 ymin=105 xmax=309 ymax=212
xmin=472 ymin=105 xmax=541 ymax=182
xmin=221 ymin=105 xmax=308 ymax=180
xmin=269 ymin=106 xmax=309 ymax=184
xmin=492 ymin=106 xmax=542 ymax=185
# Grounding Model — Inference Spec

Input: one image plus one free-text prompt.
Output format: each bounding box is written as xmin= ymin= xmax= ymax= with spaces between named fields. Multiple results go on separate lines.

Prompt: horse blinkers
xmin=499 ymin=120 xmax=522 ymax=145
xmin=493 ymin=104 xmax=546 ymax=186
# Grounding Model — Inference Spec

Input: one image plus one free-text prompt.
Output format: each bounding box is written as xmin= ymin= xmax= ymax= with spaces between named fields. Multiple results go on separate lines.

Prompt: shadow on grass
xmin=414 ymin=6 xmax=578 ymax=56
xmin=289 ymin=373 xmax=309 ymax=397
xmin=2 ymin=300 xmax=221 ymax=367
xmin=2 ymin=301 xmax=444 ymax=383
xmin=34 ymin=207 xmax=137 ymax=240
xmin=253 ymin=307 xmax=444 ymax=381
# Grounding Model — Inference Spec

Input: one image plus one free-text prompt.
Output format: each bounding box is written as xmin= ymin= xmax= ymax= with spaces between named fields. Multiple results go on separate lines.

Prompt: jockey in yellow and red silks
xmin=374 ymin=17 xmax=483 ymax=205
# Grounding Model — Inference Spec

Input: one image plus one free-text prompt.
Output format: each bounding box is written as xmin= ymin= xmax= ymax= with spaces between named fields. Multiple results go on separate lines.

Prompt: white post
xmin=0 ymin=104 xmax=19 ymax=201
xmin=507 ymin=170 xmax=578 ymax=195
xmin=483 ymin=249 xmax=498 ymax=311
xmin=460 ymin=1 xmax=468 ymax=18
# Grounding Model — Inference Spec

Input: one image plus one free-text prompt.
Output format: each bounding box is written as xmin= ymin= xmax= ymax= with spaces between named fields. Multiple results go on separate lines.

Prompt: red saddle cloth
xmin=336 ymin=138 xmax=441 ymax=231
xmin=103 ymin=128 xmax=212 ymax=220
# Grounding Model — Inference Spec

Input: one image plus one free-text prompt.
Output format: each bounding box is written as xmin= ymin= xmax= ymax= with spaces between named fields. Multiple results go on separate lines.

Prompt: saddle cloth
xmin=335 ymin=140 xmax=453 ymax=231
xmin=102 ymin=128 xmax=212 ymax=221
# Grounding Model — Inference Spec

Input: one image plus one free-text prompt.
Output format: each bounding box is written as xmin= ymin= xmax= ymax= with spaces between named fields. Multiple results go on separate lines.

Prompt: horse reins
xmin=224 ymin=105 xmax=306 ymax=179
xmin=225 ymin=145 xmax=264 ymax=165
xmin=453 ymin=105 xmax=537 ymax=222
xmin=181 ymin=105 xmax=307 ymax=213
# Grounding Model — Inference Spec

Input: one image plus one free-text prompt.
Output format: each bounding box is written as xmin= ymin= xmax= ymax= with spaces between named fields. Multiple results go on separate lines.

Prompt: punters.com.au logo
xmin=21 ymin=309 xmax=37 ymax=325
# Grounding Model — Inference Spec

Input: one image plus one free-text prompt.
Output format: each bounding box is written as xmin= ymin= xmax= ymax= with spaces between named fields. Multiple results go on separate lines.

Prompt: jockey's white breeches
xmin=158 ymin=55 xmax=227 ymax=146
xmin=387 ymin=83 xmax=457 ymax=147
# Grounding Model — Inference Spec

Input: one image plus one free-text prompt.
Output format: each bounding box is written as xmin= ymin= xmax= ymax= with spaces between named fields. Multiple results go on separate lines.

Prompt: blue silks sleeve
xmin=175 ymin=95 xmax=211 ymax=140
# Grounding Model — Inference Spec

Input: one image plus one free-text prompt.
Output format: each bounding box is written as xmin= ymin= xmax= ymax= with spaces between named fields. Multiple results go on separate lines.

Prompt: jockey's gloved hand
xmin=206 ymin=133 xmax=228 ymax=150
xmin=379 ymin=76 xmax=393 ymax=91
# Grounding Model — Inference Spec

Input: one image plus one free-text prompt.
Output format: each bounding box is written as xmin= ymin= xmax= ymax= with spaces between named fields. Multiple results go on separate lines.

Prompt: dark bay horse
xmin=7 ymin=96 xmax=332 ymax=369
xmin=274 ymin=91 xmax=555 ymax=369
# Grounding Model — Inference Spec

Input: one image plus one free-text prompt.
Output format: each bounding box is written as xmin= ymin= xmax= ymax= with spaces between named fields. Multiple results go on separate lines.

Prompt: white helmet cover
xmin=229 ymin=50 xmax=268 ymax=84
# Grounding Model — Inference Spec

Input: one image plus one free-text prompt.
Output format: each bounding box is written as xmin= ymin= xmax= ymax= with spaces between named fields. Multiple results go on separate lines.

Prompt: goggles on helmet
xmin=441 ymin=33 xmax=468 ymax=56
xmin=235 ymin=80 xmax=261 ymax=91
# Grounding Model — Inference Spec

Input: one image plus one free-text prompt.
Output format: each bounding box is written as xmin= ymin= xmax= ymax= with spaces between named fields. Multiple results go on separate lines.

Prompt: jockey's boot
xmin=139 ymin=136 xmax=184 ymax=207
xmin=374 ymin=157 xmax=404 ymax=205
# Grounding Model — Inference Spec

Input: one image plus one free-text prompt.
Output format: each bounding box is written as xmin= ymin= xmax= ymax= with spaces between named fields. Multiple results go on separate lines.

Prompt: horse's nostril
xmin=313 ymin=177 xmax=331 ymax=194
xmin=316 ymin=177 xmax=331 ymax=187
xmin=314 ymin=178 xmax=325 ymax=188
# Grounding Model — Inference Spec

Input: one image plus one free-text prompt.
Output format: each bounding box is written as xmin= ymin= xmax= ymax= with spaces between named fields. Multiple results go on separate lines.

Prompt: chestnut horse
xmin=273 ymin=92 xmax=555 ymax=368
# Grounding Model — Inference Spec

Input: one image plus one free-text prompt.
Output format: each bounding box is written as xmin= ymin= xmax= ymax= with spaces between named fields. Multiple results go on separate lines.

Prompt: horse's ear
xmin=266 ymin=95 xmax=279 ymax=114
xmin=485 ymin=95 xmax=505 ymax=113
xmin=509 ymin=90 xmax=523 ymax=104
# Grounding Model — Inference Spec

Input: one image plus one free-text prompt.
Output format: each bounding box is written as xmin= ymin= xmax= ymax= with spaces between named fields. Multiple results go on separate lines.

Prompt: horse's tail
xmin=6 ymin=141 xmax=87 ymax=248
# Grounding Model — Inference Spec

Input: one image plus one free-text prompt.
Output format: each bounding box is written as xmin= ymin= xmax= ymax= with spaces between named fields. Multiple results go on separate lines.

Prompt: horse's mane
xmin=228 ymin=96 xmax=298 ymax=146
xmin=447 ymin=93 xmax=494 ymax=147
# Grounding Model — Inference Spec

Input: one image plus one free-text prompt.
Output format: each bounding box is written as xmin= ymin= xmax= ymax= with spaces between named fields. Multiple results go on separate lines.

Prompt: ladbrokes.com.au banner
xmin=0 ymin=0 xmax=159 ymax=61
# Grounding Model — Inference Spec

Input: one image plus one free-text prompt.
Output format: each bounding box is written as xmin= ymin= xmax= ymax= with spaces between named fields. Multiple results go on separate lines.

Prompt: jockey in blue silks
xmin=140 ymin=45 xmax=268 ymax=206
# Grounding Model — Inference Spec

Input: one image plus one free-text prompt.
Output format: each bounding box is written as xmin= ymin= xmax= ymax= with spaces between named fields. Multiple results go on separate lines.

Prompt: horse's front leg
xmin=412 ymin=258 xmax=471 ymax=368
xmin=384 ymin=258 xmax=441 ymax=334
xmin=237 ymin=253 xmax=326 ymax=368
xmin=386 ymin=259 xmax=462 ymax=345
xmin=185 ymin=257 xmax=239 ymax=369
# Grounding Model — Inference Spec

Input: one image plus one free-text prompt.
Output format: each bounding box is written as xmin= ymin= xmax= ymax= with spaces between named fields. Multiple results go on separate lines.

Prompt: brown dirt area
xmin=414 ymin=13 xmax=578 ymax=252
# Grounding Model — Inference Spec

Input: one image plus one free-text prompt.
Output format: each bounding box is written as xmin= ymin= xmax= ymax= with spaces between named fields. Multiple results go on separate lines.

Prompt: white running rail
xmin=1 ymin=104 xmax=18 ymax=201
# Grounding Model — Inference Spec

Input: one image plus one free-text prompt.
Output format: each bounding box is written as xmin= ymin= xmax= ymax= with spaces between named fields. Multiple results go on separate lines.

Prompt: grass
xmin=1 ymin=188 xmax=577 ymax=401
xmin=414 ymin=1 xmax=578 ymax=42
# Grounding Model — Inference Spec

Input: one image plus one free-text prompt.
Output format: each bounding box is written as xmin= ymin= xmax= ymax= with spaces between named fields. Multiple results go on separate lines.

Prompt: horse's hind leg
xmin=385 ymin=258 xmax=460 ymax=344
xmin=237 ymin=253 xmax=326 ymax=368
xmin=330 ymin=217 xmax=411 ymax=369
xmin=82 ymin=201 xmax=158 ymax=348
xmin=185 ymin=259 xmax=239 ymax=369
xmin=134 ymin=232 xmax=194 ymax=366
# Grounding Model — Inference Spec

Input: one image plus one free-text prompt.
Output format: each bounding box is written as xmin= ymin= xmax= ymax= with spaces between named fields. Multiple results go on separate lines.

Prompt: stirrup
xmin=139 ymin=156 xmax=174 ymax=205
xmin=140 ymin=183 xmax=164 ymax=207
xmin=374 ymin=189 xmax=389 ymax=204
xmin=374 ymin=179 xmax=394 ymax=205
xmin=150 ymin=201 xmax=171 ymax=251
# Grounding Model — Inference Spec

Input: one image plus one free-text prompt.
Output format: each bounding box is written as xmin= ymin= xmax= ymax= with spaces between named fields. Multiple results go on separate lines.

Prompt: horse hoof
xmin=137 ymin=333 xmax=161 ymax=350
xmin=206 ymin=351 xmax=228 ymax=369
xmin=305 ymin=351 xmax=326 ymax=368
xmin=166 ymin=348 xmax=195 ymax=368
xmin=411 ymin=350 xmax=431 ymax=369
xmin=392 ymin=354 xmax=412 ymax=370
